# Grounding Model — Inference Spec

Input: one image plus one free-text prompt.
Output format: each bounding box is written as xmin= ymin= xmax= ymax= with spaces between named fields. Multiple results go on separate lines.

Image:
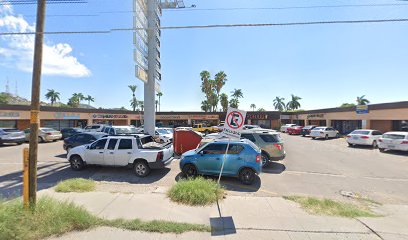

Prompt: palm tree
xmin=129 ymin=85 xmax=137 ymax=111
xmin=230 ymin=89 xmax=243 ymax=109
xmin=201 ymin=100 xmax=211 ymax=112
xmin=155 ymin=100 xmax=159 ymax=112
xmin=220 ymin=93 xmax=228 ymax=112
xmin=257 ymin=108 xmax=266 ymax=112
xmin=67 ymin=93 xmax=84 ymax=108
xmin=45 ymin=89 xmax=60 ymax=106
xmin=229 ymin=98 xmax=239 ymax=109
xmin=84 ymin=95 xmax=94 ymax=107
xmin=250 ymin=104 xmax=256 ymax=111
xmin=214 ymin=71 xmax=227 ymax=111
xmin=156 ymin=92 xmax=163 ymax=112
xmin=286 ymin=94 xmax=302 ymax=111
xmin=356 ymin=95 xmax=370 ymax=105
xmin=130 ymin=97 xmax=138 ymax=112
xmin=138 ymin=101 xmax=144 ymax=112
xmin=273 ymin=96 xmax=286 ymax=111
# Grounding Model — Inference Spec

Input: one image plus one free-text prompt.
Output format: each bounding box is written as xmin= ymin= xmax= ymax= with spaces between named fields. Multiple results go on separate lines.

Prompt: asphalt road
xmin=1 ymin=135 xmax=407 ymax=204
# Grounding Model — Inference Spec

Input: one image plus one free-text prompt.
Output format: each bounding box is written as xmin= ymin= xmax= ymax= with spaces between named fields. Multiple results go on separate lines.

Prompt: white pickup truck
xmin=67 ymin=135 xmax=174 ymax=177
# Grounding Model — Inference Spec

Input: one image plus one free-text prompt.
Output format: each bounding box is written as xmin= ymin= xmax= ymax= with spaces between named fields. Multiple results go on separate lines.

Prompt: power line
xmin=1 ymin=18 xmax=408 ymax=35
xmin=0 ymin=0 xmax=87 ymax=5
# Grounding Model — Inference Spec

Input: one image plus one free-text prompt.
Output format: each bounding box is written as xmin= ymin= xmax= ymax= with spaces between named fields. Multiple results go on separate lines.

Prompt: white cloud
xmin=0 ymin=2 xmax=91 ymax=77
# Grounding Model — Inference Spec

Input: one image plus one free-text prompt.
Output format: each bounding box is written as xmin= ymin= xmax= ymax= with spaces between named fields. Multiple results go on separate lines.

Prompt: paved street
xmin=1 ymin=135 xmax=408 ymax=204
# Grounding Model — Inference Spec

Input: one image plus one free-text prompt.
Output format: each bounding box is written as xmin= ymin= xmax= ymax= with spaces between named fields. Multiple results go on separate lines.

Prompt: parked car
xmin=300 ymin=125 xmax=317 ymax=137
xmin=213 ymin=123 xmax=225 ymax=132
xmin=310 ymin=127 xmax=339 ymax=140
xmin=61 ymin=127 xmax=84 ymax=139
xmin=84 ymin=124 xmax=105 ymax=132
xmin=346 ymin=129 xmax=383 ymax=148
xmin=280 ymin=124 xmax=297 ymax=133
xmin=243 ymin=125 xmax=261 ymax=130
xmin=24 ymin=128 xmax=62 ymax=143
xmin=241 ymin=130 xmax=286 ymax=167
xmin=156 ymin=128 xmax=173 ymax=143
xmin=67 ymin=135 xmax=174 ymax=177
xmin=287 ymin=126 xmax=304 ymax=135
xmin=102 ymin=126 xmax=140 ymax=135
xmin=63 ymin=132 xmax=108 ymax=153
xmin=192 ymin=123 xmax=218 ymax=135
xmin=180 ymin=139 xmax=261 ymax=185
xmin=0 ymin=128 xmax=26 ymax=145
xmin=378 ymin=132 xmax=408 ymax=153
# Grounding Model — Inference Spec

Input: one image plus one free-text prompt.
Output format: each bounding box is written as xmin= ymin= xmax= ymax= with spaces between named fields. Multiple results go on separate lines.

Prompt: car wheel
xmin=372 ymin=141 xmax=378 ymax=149
xmin=17 ymin=142 xmax=23 ymax=145
xmin=182 ymin=164 xmax=197 ymax=178
xmin=336 ymin=133 xmax=340 ymax=138
xmin=261 ymin=153 xmax=270 ymax=168
xmin=302 ymin=135 xmax=305 ymax=137
xmin=134 ymin=160 xmax=151 ymax=177
xmin=239 ymin=168 xmax=256 ymax=185
xmin=348 ymin=143 xmax=354 ymax=147
xmin=325 ymin=135 xmax=329 ymax=140
xmin=312 ymin=137 xmax=316 ymax=140
xmin=38 ymin=137 xmax=44 ymax=143
xmin=379 ymin=148 xmax=385 ymax=153
xmin=70 ymin=156 xmax=84 ymax=171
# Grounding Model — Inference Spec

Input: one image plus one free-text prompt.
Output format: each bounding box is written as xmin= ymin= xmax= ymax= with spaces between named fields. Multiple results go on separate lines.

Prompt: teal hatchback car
xmin=179 ymin=139 xmax=262 ymax=185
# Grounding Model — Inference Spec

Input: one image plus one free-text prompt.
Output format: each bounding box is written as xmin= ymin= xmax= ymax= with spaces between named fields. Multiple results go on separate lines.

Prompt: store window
xmin=393 ymin=120 xmax=408 ymax=132
xmin=0 ymin=120 xmax=17 ymax=128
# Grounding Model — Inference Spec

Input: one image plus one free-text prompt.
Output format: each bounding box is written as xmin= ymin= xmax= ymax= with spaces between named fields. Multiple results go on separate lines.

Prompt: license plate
xmin=388 ymin=145 xmax=395 ymax=149
xmin=353 ymin=136 xmax=359 ymax=140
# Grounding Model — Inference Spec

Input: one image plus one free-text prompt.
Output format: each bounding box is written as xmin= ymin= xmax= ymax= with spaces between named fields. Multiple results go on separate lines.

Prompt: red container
xmin=173 ymin=130 xmax=203 ymax=155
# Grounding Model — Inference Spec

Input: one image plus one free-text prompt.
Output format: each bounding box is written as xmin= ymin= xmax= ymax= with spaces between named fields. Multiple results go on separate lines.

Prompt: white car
xmin=67 ymin=135 xmax=174 ymax=177
xmin=280 ymin=124 xmax=297 ymax=133
xmin=346 ymin=129 xmax=383 ymax=148
xmin=84 ymin=124 xmax=105 ymax=132
xmin=310 ymin=127 xmax=339 ymax=140
xmin=102 ymin=126 xmax=139 ymax=135
xmin=155 ymin=128 xmax=173 ymax=143
xmin=378 ymin=132 xmax=408 ymax=153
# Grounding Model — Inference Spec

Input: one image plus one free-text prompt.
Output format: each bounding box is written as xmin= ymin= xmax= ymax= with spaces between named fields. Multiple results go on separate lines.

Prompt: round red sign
xmin=226 ymin=111 xmax=244 ymax=129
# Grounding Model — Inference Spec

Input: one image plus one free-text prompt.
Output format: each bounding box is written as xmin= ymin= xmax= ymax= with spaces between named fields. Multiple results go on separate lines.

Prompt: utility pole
xmin=27 ymin=0 xmax=46 ymax=206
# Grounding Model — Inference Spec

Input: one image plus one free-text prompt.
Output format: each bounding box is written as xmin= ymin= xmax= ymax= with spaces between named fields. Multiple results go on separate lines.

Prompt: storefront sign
xmin=189 ymin=115 xmax=219 ymax=120
xmin=156 ymin=115 xmax=186 ymax=120
xmin=0 ymin=112 xmax=20 ymax=119
xmin=247 ymin=114 xmax=268 ymax=120
xmin=307 ymin=114 xmax=325 ymax=119
xmin=356 ymin=105 xmax=369 ymax=115
xmin=92 ymin=114 xmax=128 ymax=119
xmin=54 ymin=113 xmax=81 ymax=120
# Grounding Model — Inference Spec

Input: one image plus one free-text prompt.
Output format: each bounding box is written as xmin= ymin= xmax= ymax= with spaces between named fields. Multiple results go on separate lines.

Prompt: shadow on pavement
xmin=55 ymin=154 xmax=67 ymax=159
xmin=380 ymin=150 xmax=408 ymax=157
xmin=0 ymin=162 xmax=171 ymax=199
xmin=262 ymin=161 xmax=286 ymax=174
xmin=348 ymin=145 xmax=376 ymax=150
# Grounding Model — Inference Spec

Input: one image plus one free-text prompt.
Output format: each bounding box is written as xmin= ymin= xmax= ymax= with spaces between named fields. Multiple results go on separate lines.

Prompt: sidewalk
xmin=40 ymin=189 xmax=408 ymax=240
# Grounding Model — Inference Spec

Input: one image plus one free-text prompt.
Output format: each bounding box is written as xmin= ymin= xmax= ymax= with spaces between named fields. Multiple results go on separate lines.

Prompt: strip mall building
xmin=0 ymin=101 xmax=407 ymax=134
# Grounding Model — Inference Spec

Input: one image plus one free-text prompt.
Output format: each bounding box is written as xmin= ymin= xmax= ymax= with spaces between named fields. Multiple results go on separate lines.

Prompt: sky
xmin=0 ymin=0 xmax=408 ymax=112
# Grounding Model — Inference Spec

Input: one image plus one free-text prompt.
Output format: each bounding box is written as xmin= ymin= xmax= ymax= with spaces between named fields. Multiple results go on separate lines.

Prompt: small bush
xmin=167 ymin=177 xmax=224 ymax=206
xmin=284 ymin=196 xmax=380 ymax=218
xmin=55 ymin=178 xmax=96 ymax=193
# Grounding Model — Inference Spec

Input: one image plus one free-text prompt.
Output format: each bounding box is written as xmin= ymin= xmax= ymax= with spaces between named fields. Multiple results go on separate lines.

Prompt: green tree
xmin=200 ymin=70 xmax=228 ymax=112
xmin=273 ymin=96 xmax=286 ymax=111
xmin=45 ymin=89 xmax=60 ymax=106
xmin=201 ymin=100 xmax=211 ymax=112
xmin=138 ymin=101 xmax=144 ymax=111
xmin=250 ymin=104 xmax=256 ymax=111
xmin=356 ymin=95 xmax=370 ymax=105
xmin=84 ymin=95 xmax=94 ymax=107
xmin=155 ymin=100 xmax=159 ymax=112
xmin=67 ymin=93 xmax=84 ymax=108
xmin=286 ymin=94 xmax=302 ymax=111
xmin=0 ymin=93 xmax=9 ymax=104
xmin=340 ymin=103 xmax=356 ymax=108
xmin=257 ymin=108 xmax=266 ymax=111
xmin=213 ymin=71 xmax=227 ymax=111
xmin=229 ymin=89 xmax=243 ymax=108
xmin=128 ymin=85 xmax=138 ymax=111
xmin=156 ymin=92 xmax=163 ymax=112
xmin=220 ymin=93 xmax=229 ymax=112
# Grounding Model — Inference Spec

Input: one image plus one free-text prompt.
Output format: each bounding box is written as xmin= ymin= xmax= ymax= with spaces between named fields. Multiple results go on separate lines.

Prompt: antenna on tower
xmin=5 ymin=77 xmax=10 ymax=94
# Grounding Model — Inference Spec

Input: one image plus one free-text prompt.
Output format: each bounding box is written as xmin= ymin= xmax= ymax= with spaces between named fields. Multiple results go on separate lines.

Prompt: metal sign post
xmin=217 ymin=108 xmax=247 ymax=184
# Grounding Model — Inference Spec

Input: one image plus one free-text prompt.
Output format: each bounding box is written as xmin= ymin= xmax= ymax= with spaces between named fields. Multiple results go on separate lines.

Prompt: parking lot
xmin=1 ymin=134 xmax=408 ymax=204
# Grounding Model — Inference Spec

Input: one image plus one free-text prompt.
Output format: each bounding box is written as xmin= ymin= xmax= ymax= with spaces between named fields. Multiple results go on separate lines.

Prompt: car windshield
xmin=2 ymin=128 xmax=20 ymax=133
xmin=259 ymin=134 xmax=281 ymax=143
xmin=383 ymin=134 xmax=406 ymax=140
xmin=313 ymin=127 xmax=324 ymax=131
xmin=115 ymin=127 xmax=138 ymax=134
xmin=157 ymin=129 xmax=169 ymax=134
xmin=351 ymin=130 xmax=370 ymax=135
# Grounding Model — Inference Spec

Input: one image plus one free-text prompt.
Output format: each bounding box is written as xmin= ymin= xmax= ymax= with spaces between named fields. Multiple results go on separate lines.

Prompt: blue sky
xmin=0 ymin=0 xmax=407 ymax=111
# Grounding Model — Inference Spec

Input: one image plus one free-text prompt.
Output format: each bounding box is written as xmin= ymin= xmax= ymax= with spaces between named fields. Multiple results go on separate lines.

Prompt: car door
xmin=196 ymin=143 xmax=226 ymax=174
xmin=104 ymin=138 xmax=118 ymax=166
xmin=114 ymin=139 xmax=134 ymax=166
xmin=326 ymin=128 xmax=335 ymax=137
xmin=85 ymin=138 xmax=108 ymax=165
xmin=222 ymin=144 xmax=245 ymax=176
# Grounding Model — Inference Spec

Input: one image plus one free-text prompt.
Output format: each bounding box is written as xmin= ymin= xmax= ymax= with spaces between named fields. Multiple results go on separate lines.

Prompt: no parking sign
xmin=222 ymin=108 xmax=247 ymax=139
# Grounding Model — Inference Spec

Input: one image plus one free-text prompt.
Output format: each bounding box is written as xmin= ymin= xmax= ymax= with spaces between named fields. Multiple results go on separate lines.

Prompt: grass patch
xmin=0 ymin=197 xmax=210 ymax=240
xmin=167 ymin=177 xmax=224 ymax=206
xmin=55 ymin=178 xmax=96 ymax=193
xmin=284 ymin=196 xmax=380 ymax=218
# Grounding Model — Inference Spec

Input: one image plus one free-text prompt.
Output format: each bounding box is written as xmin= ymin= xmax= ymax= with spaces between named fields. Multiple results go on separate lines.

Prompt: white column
xmin=144 ymin=0 xmax=159 ymax=136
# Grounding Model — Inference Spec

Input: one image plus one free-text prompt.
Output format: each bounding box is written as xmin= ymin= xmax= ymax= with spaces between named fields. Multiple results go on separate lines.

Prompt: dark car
xmin=300 ymin=125 xmax=317 ymax=137
xmin=61 ymin=127 xmax=84 ymax=139
xmin=0 ymin=128 xmax=26 ymax=145
xmin=63 ymin=132 xmax=107 ymax=153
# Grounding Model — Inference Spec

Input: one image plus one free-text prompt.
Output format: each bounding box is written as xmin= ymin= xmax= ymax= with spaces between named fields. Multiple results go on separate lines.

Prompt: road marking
xmin=285 ymin=170 xmax=346 ymax=178
xmin=0 ymin=161 xmax=66 ymax=165
xmin=363 ymin=176 xmax=408 ymax=182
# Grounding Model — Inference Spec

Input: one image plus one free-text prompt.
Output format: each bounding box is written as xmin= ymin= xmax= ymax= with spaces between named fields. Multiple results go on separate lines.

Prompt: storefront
xmin=245 ymin=112 xmax=281 ymax=129
xmin=91 ymin=113 xmax=130 ymax=126
xmin=332 ymin=120 xmax=362 ymax=134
